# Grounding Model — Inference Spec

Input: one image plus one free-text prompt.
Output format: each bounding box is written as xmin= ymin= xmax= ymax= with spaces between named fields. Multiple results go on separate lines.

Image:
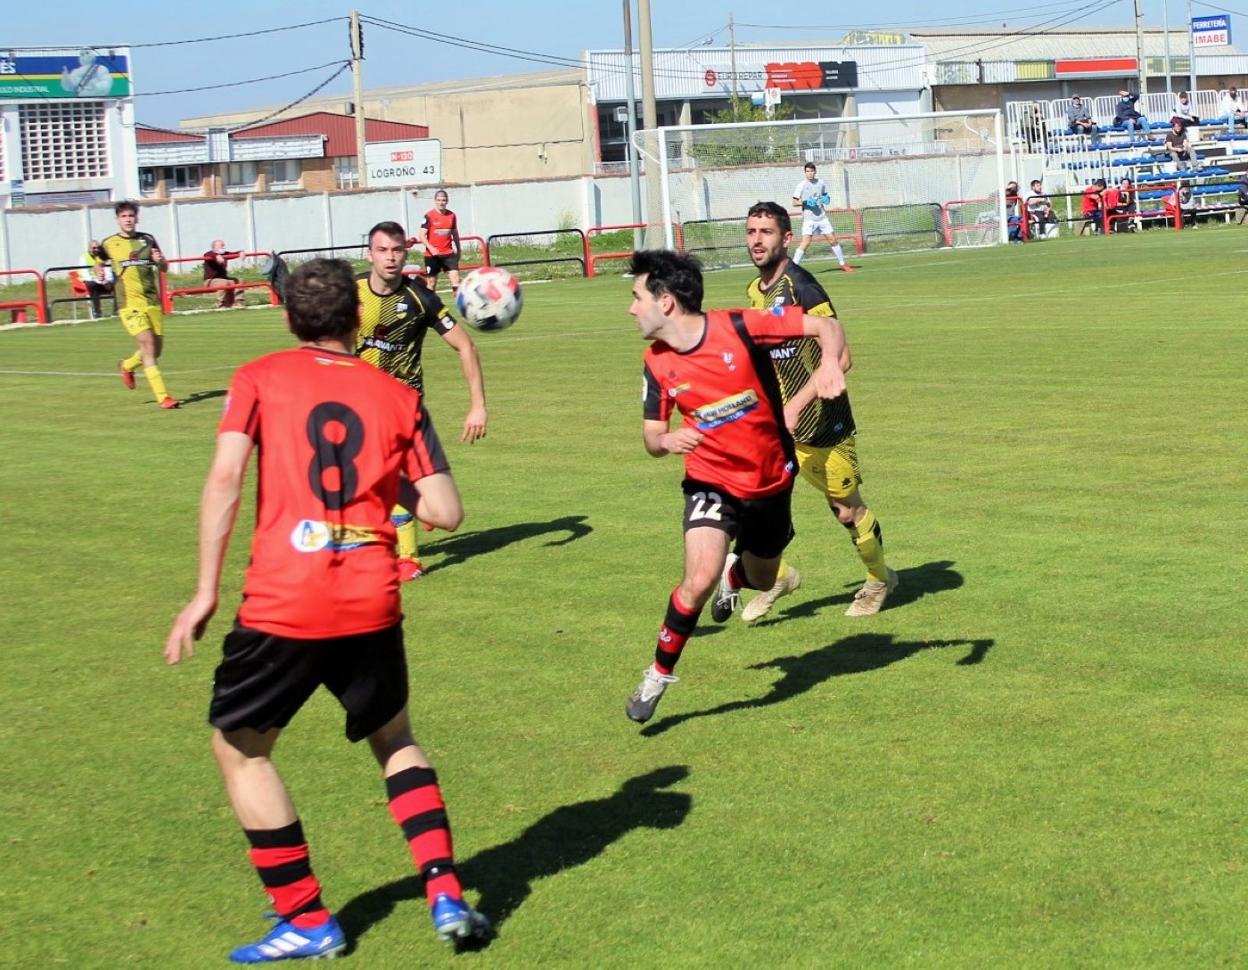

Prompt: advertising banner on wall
xmin=363 ymin=139 xmax=442 ymax=187
xmin=0 ymin=49 xmax=131 ymax=99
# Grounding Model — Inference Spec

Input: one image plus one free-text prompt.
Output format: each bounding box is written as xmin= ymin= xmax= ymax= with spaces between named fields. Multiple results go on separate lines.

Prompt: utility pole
xmin=351 ymin=10 xmax=368 ymax=188
xmin=638 ymin=0 xmax=662 ymax=246
xmin=1134 ymin=0 xmax=1149 ymax=99
xmin=729 ymin=13 xmax=739 ymax=119
xmin=623 ymin=0 xmax=643 ymax=248
xmin=1162 ymin=0 xmax=1173 ymax=96
xmin=1187 ymin=0 xmax=1197 ymax=98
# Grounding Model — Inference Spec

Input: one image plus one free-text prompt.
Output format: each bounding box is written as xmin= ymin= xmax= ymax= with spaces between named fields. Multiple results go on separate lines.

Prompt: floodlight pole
xmin=351 ymin=10 xmax=367 ymax=188
xmin=729 ymin=13 xmax=739 ymax=119
xmin=1187 ymin=0 xmax=1197 ymax=98
xmin=638 ymin=0 xmax=663 ymax=247
xmin=1134 ymin=0 xmax=1149 ymax=98
xmin=623 ymin=0 xmax=643 ymax=249
xmin=1163 ymin=0 xmax=1173 ymax=96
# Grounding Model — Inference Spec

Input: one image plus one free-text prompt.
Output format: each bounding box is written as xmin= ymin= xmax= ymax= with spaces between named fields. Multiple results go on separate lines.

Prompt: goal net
xmin=633 ymin=110 xmax=1006 ymax=265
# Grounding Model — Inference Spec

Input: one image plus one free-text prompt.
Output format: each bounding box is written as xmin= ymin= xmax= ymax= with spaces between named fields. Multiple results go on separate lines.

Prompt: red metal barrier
xmin=940 ymin=198 xmax=1001 ymax=247
xmin=161 ymin=252 xmax=278 ymax=312
xmin=404 ymin=235 xmax=490 ymax=278
xmin=0 ymin=269 xmax=49 ymax=324
xmin=584 ymin=224 xmax=686 ymax=276
xmin=789 ymin=207 xmax=865 ymax=254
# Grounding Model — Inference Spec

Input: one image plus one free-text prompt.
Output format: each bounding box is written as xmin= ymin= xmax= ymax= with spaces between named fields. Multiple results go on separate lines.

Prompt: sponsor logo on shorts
xmin=290 ymin=520 xmax=381 ymax=553
xmin=693 ymin=389 xmax=759 ymax=430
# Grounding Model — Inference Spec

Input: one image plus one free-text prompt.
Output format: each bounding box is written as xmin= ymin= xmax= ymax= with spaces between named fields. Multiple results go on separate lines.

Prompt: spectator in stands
xmin=1219 ymin=88 xmax=1247 ymax=128
xmin=1171 ymin=91 xmax=1199 ymax=128
xmin=1025 ymin=179 xmax=1059 ymax=240
xmin=1111 ymin=177 xmax=1139 ymax=231
xmin=203 ymin=240 xmax=243 ymax=308
xmin=1164 ymin=119 xmax=1193 ymax=170
xmin=82 ymin=239 xmax=114 ymax=320
xmin=1066 ymin=95 xmax=1100 ymax=142
xmin=1079 ymin=179 xmax=1106 ymax=235
xmin=1004 ymin=180 xmax=1023 ymax=241
xmin=1021 ymin=102 xmax=1049 ymax=152
xmin=1175 ymin=186 xmax=1199 ymax=227
xmin=1238 ymin=172 xmax=1248 ymax=223
xmin=1114 ymin=90 xmax=1149 ymax=139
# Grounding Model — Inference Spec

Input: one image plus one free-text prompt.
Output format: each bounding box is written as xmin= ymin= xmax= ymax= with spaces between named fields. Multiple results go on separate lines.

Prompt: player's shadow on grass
xmin=754 ymin=559 xmax=963 ymax=626
xmin=420 ymin=514 xmax=592 ymax=575
xmin=336 ymin=765 xmax=692 ymax=949
xmin=176 ymin=388 xmax=227 ymax=407
xmin=640 ymin=633 xmax=993 ymax=737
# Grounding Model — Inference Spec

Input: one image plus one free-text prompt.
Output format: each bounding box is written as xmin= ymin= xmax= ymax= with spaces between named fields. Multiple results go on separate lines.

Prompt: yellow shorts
xmin=795 ymin=436 xmax=862 ymax=501
xmin=120 ymin=305 xmax=164 ymax=337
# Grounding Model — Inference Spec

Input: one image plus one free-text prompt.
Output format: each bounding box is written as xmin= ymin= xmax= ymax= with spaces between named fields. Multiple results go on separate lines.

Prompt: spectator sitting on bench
xmin=1238 ymin=172 xmax=1248 ymax=223
xmin=1066 ymin=95 xmax=1100 ymax=142
xmin=1163 ymin=119 xmax=1193 ymax=170
xmin=1080 ymin=179 xmax=1106 ymax=235
xmin=1111 ymin=177 xmax=1139 ymax=231
xmin=82 ymin=240 xmax=114 ymax=320
xmin=1171 ymin=91 xmax=1199 ymax=128
xmin=203 ymin=240 xmax=244 ymax=308
xmin=1114 ymin=89 xmax=1149 ymax=138
xmin=1004 ymin=180 xmax=1023 ymax=241
xmin=1026 ymin=179 xmax=1059 ymax=239
xmin=1219 ymin=88 xmax=1248 ymax=129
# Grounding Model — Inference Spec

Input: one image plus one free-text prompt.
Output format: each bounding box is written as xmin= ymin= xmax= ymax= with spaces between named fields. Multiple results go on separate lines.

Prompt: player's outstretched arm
xmin=164 ymin=431 xmax=253 ymax=665
xmin=644 ymin=418 xmax=701 ymax=457
xmin=441 ymin=325 xmax=488 ymax=443
xmin=801 ymin=315 xmax=848 ymax=400
xmin=401 ymin=472 xmax=463 ymax=532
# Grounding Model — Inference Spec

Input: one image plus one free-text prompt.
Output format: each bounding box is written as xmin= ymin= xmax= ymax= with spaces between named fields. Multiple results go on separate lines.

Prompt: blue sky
xmin=4 ymin=0 xmax=1235 ymax=126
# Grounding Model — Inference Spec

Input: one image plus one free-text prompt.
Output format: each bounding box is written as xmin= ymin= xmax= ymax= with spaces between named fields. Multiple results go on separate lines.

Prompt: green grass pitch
xmin=2 ymin=225 xmax=1247 ymax=968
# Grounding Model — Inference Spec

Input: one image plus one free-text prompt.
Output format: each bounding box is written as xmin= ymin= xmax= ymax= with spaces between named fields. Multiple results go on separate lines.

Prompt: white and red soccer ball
xmin=455 ymin=266 xmax=522 ymax=332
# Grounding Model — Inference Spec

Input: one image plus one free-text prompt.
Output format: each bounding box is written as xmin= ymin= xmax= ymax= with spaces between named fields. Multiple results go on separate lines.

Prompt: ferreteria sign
xmin=0 ymin=48 xmax=132 ymax=99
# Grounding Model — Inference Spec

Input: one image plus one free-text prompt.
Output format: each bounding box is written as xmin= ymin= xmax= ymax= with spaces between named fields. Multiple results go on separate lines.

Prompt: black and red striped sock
xmin=386 ymin=766 xmax=463 ymax=905
xmin=654 ymin=588 xmax=702 ymax=675
xmin=245 ymin=820 xmax=331 ymax=929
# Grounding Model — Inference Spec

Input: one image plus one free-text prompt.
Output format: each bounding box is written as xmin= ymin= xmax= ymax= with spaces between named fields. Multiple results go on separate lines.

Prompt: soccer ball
xmin=455 ymin=267 xmax=522 ymax=332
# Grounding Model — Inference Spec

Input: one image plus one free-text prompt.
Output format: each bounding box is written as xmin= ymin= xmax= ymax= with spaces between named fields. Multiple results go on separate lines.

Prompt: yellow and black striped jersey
xmin=101 ymin=232 xmax=162 ymax=311
xmin=355 ymin=274 xmax=456 ymax=392
xmin=746 ymin=260 xmax=855 ymax=447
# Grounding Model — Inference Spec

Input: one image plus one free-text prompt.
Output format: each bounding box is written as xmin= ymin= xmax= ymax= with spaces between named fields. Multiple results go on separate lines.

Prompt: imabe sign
xmin=363 ymin=139 xmax=442 ymax=187
xmin=1191 ymin=14 xmax=1232 ymax=48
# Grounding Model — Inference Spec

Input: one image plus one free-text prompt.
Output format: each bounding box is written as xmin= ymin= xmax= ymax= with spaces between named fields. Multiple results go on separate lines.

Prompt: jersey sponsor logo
xmin=290 ymin=520 xmax=381 ymax=553
xmin=769 ymin=345 xmax=799 ymax=360
xmin=395 ymin=303 xmax=408 ymax=313
xmin=668 ymin=382 xmax=691 ymax=398
xmin=361 ymin=336 xmax=403 ymax=353
xmin=693 ymin=389 xmax=759 ymax=430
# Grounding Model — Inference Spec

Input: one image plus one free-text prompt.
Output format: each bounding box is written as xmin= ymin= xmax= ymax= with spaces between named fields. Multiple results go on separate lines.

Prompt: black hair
xmin=285 ymin=258 xmax=361 ymax=342
xmin=803 ymin=162 xmax=817 ymax=172
xmin=114 ymin=200 xmax=137 ymax=216
xmin=368 ymin=221 xmax=407 ymax=246
xmin=628 ymin=250 xmax=703 ymax=314
xmin=747 ymin=201 xmax=791 ymax=235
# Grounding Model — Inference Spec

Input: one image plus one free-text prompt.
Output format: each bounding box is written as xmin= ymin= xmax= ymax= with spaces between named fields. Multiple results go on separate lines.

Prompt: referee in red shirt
xmin=165 ymin=258 xmax=489 ymax=961
xmin=626 ymin=250 xmax=848 ymax=724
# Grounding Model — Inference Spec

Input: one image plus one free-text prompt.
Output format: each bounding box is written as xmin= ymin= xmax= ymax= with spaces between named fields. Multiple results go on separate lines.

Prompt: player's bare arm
xmin=801 ymin=314 xmax=848 ymax=399
xmin=644 ymin=417 xmax=702 ymax=457
xmin=440 ymin=325 xmax=488 ymax=443
xmin=164 ymin=431 xmax=254 ymax=665
xmin=399 ymin=471 xmax=463 ymax=532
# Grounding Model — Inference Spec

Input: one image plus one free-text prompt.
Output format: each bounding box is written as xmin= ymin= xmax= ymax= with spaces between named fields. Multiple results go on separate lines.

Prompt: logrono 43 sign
xmin=363 ymin=139 xmax=442 ymax=188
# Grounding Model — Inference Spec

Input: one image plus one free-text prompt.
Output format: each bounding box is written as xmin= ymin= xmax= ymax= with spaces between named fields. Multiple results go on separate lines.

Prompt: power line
xmin=132 ymin=60 xmax=349 ymax=98
xmin=223 ymin=62 xmax=353 ymax=133
xmin=735 ymin=1 xmax=1101 ymax=31
xmin=126 ymin=17 xmax=346 ymax=49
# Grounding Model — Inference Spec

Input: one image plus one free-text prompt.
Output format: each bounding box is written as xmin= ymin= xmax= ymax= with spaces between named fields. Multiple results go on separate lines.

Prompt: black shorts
xmin=681 ymin=478 xmax=794 ymax=560
xmin=424 ymin=253 xmax=459 ymax=274
xmin=209 ymin=621 xmax=408 ymax=742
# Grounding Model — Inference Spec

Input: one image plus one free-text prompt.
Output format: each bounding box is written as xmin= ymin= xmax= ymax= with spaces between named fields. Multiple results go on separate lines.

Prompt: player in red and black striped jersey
xmin=164 ymin=259 xmax=489 ymax=959
xmin=626 ymin=249 xmax=848 ymax=725
xmin=740 ymin=202 xmax=897 ymax=622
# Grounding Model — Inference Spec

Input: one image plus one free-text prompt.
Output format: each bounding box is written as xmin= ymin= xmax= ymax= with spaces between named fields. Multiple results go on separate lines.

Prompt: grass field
xmin=3 ymin=225 xmax=1247 ymax=968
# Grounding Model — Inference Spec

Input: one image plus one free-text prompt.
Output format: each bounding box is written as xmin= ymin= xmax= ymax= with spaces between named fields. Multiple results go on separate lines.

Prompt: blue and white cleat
xmin=229 ymin=916 xmax=346 ymax=963
xmin=431 ymin=894 xmax=492 ymax=944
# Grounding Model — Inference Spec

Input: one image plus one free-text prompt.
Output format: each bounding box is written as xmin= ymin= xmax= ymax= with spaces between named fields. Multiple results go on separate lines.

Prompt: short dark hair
xmin=114 ymin=201 xmax=137 ymax=216
xmin=1030 ymin=179 xmax=1042 ymax=188
xmin=368 ymin=221 xmax=406 ymax=246
xmin=803 ymin=162 xmax=817 ymax=172
xmin=285 ymin=258 xmax=360 ymax=342
xmin=747 ymin=201 xmax=791 ymax=235
xmin=629 ymin=249 xmax=703 ymax=314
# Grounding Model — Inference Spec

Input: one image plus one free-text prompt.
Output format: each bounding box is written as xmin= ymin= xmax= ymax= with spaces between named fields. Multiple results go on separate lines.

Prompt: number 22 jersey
xmin=219 ymin=346 xmax=449 ymax=638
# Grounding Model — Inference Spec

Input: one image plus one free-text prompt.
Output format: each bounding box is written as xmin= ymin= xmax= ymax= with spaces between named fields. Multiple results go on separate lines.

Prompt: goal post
xmin=633 ymin=109 xmax=1007 ymax=264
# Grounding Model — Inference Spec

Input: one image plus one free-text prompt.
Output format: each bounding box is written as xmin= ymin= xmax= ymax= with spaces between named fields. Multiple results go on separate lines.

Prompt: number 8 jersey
xmin=219 ymin=346 xmax=449 ymax=638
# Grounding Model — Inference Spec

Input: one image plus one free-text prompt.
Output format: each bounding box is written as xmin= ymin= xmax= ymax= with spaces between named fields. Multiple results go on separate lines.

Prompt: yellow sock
xmin=391 ymin=505 xmax=419 ymax=559
xmin=122 ymin=352 xmax=143 ymax=372
xmin=774 ymin=560 xmax=792 ymax=583
xmin=143 ymin=365 xmax=170 ymax=401
xmin=850 ymin=508 xmax=890 ymax=583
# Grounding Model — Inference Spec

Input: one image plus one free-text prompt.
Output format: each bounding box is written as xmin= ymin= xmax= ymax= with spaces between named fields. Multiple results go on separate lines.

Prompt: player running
xmin=792 ymin=162 xmax=854 ymax=272
xmin=165 ymin=258 xmax=489 ymax=962
xmin=725 ymin=201 xmax=896 ymax=623
xmin=411 ymin=190 xmax=463 ymax=295
xmin=358 ymin=221 xmax=487 ymax=580
xmin=625 ymin=249 xmax=848 ymax=724
xmin=103 ymin=201 xmax=179 ymax=408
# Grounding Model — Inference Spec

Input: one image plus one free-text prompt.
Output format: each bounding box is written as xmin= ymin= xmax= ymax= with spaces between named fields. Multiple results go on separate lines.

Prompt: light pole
xmin=623 ymin=0 xmax=643 ymax=249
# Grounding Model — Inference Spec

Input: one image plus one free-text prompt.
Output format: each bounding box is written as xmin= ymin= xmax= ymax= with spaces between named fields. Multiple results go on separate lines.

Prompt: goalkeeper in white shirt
xmin=792 ymin=163 xmax=854 ymax=272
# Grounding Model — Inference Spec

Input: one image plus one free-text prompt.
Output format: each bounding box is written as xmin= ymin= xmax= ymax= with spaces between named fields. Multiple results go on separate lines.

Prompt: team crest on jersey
xmin=395 ymin=303 xmax=408 ymax=313
xmin=722 ymin=352 xmax=735 ymax=371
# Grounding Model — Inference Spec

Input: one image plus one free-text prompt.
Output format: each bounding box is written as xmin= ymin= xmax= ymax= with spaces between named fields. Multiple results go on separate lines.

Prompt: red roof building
xmin=136 ymin=112 xmax=431 ymax=198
